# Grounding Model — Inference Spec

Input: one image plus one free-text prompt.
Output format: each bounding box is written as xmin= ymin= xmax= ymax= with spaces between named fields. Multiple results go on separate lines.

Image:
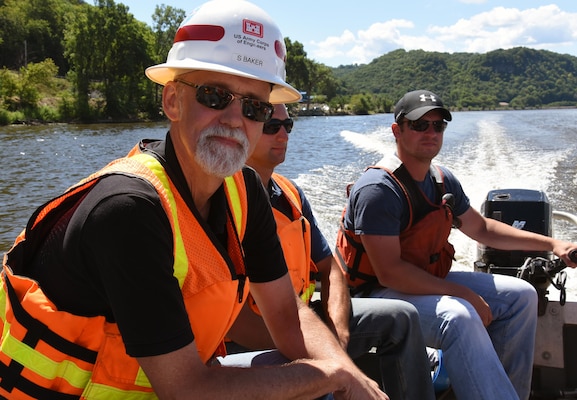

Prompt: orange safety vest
xmin=248 ymin=174 xmax=317 ymax=316
xmin=336 ymin=159 xmax=456 ymax=292
xmin=0 ymin=144 xmax=249 ymax=399
xmin=272 ymin=174 xmax=318 ymax=303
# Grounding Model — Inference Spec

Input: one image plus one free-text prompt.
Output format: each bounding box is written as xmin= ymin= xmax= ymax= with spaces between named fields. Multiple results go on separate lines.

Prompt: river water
xmin=2 ymin=109 xmax=577 ymax=300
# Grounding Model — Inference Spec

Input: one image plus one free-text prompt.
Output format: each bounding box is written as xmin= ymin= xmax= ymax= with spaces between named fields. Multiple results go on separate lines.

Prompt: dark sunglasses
xmin=175 ymin=79 xmax=274 ymax=123
xmin=404 ymin=119 xmax=448 ymax=133
xmin=263 ymin=118 xmax=294 ymax=134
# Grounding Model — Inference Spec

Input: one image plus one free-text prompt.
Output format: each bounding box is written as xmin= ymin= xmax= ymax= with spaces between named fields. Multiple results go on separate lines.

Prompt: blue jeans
xmin=368 ymin=271 xmax=537 ymax=400
xmin=223 ymin=297 xmax=435 ymax=400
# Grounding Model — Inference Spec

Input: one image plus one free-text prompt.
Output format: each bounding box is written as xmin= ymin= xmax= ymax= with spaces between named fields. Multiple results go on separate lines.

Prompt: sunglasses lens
xmin=263 ymin=121 xmax=281 ymax=134
xmin=433 ymin=121 xmax=448 ymax=133
xmin=263 ymin=118 xmax=293 ymax=134
xmin=192 ymin=84 xmax=273 ymax=122
xmin=241 ymin=99 xmax=274 ymax=123
xmin=408 ymin=120 xmax=447 ymax=133
xmin=195 ymin=86 xmax=233 ymax=110
xmin=411 ymin=121 xmax=429 ymax=131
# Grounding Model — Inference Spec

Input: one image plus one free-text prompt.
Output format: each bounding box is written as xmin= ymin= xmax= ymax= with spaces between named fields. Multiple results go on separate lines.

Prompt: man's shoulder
xmin=433 ymin=164 xmax=459 ymax=184
xmin=241 ymin=165 xmax=262 ymax=186
xmin=271 ymin=172 xmax=297 ymax=187
xmin=271 ymin=173 xmax=302 ymax=196
xmin=347 ymin=167 xmax=404 ymax=208
xmin=73 ymin=174 xmax=164 ymax=225
xmin=354 ymin=165 xmax=394 ymax=188
xmin=90 ymin=173 xmax=160 ymax=199
xmin=237 ymin=166 xmax=264 ymax=196
xmin=241 ymin=166 xmax=272 ymax=211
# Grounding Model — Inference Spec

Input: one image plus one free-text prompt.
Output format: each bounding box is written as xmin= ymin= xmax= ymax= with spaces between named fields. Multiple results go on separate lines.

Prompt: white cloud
xmin=430 ymin=5 xmax=577 ymax=53
xmin=311 ymin=19 xmax=437 ymax=65
xmin=308 ymin=4 xmax=577 ymax=66
xmin=311 ymin=30 xmax=356 ymax=60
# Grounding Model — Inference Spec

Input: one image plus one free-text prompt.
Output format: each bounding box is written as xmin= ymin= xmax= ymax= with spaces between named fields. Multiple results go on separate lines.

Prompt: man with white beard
xmin=0 ymin=1 xmax=388 ymax=399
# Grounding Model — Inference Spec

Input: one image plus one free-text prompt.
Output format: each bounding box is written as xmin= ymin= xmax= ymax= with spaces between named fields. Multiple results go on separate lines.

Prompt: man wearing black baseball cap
xmin=393 ymin=89 xmax=452 ymax=122
xmin=337 ymin=89 xmax=577 ymax=399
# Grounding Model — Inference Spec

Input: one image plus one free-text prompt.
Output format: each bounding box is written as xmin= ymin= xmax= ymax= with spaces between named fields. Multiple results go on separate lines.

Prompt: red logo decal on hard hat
xmin=275 ymin=40 xmax=286 ymax=61
xmin=174 ymin=25 xmax=225 ymax=43
xmin=243 ymin=19 xmax=263 ymax=38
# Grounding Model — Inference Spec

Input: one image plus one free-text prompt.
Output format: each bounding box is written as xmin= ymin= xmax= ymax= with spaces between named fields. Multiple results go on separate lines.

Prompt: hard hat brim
xmin=146 ymin=60 xmax=302 ymax=104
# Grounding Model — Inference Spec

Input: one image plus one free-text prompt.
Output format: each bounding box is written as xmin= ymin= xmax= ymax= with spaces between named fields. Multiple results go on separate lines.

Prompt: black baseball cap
xmin=394 ymin=90 xmax=452 ymax=122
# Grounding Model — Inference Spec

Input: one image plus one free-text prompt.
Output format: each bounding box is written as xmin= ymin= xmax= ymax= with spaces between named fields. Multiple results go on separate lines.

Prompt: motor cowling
xmin=475 ymin=188 xmax=553 ymax=275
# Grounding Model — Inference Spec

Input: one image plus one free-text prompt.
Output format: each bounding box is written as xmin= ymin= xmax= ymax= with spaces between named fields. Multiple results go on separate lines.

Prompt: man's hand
xmin=333 ymin=366 xmax=390 ymax=400
xmin=464 ymin=291 xmax=493 ymax=327
xmin=553 ymin=241 xmax=577 ymax=268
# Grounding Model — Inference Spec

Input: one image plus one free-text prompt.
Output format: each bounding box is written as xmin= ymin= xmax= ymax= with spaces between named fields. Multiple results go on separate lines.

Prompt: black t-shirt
xmin=28 ymin=133 xmax=287 ymax=357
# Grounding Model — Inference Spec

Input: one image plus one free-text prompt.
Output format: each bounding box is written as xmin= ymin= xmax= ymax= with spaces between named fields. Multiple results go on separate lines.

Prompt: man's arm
xmin=316 ymin=255 xmax=352 ymax=349
xmin=458 ymin=207 xmax=577 ymax=267
xmin=224 ymin=274 xmax=386 ymax=398
xmin=138 ymin=338 xmax=364 ymax=400
xmin=360 ymin=234 xmax=493 ymax=326
xmin=296 ymin=184 xmax=352 ymax=348
xmin=251 ymin=273 xmax=388 ymax=399
xmin=226 ymin=257 xmax=353 ymax=353
xmin=138 ymin=276 xmax=385 ymax=399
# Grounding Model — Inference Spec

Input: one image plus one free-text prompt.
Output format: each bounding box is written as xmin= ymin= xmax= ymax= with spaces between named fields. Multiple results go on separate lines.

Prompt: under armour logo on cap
xmin=420 ymin=94 xmax=437 ymax=103
xmin=394 ymin=90 xmax=452 ymax=122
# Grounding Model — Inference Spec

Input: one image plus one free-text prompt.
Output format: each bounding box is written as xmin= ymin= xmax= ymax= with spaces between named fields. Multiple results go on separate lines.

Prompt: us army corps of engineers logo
xmin=233 ymin=19 xmax=269 ymax=67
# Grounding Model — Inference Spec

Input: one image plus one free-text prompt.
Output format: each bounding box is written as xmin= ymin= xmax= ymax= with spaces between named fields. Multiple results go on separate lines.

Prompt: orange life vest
xmin=0 ymin=144 xmax=249 ymax=399
xmin=248 ymin=174 xmax=317 ymax=315
xmin=336 ymin=158 xmax=456 ymax=292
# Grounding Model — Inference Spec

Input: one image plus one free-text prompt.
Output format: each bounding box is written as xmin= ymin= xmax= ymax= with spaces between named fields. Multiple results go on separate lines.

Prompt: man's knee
xmin=355 ymin=298 xmax=419 ymax=328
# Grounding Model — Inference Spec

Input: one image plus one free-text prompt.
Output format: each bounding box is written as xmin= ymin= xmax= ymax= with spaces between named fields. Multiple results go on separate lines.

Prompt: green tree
xmin=315 ymin=63 xmax=340 ymax=101
xmin=283 ymin=42 xmax=337 ymax=110
xmin=0 ymin=0 xmax=74 ymax=73
xmin=0 ymin=0 xmax=29 ymax=69
xmin=63 ymin=2 xmax=93 ymax=120
xmin=65 ymin=0 xmax=154 ymax=120
xmin=150 ymin=5 xmax=185 ymax=105
xmin=0 ymin=67 xmax=20 ymax=110
xmin=151 ymin=5 xmax=185 ymax=64
xmin=328 ymin=94 xmax=350 ymax=114
xmin=19 ymin=58 xmax=58 ymax=108
xmin=22 ymin=0 xmax=73 ymax=73
xmin=284 ymin=37 xmax=308 ymax=95
xmin=349 ymin=93 xmax=373 ymax=115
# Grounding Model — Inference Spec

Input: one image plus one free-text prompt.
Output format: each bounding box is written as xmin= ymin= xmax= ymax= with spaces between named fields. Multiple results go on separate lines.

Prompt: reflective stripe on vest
xmin=224 ymin=175 xmax=245 ymax=237
xmin=0 ymin=146 xmax=248 ymax=399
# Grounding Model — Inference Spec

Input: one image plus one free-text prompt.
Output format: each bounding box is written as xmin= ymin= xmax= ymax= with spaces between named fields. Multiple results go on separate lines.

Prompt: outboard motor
xmin=474 ymin=189 xmax=554 ymax=315
xmin=475 ymin=189 xmax=553 ymax=271
xmin=474 ymin=189 xmax=577 ymax=398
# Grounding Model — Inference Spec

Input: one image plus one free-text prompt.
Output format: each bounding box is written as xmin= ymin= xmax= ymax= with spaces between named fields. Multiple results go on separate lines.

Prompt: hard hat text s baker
xmin=234 ymin=53 xmax=264 ymax=67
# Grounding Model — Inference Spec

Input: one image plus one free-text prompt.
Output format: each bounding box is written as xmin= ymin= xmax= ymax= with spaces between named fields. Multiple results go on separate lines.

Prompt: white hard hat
xmin=145 ymin=0 xmax=301 ymax=104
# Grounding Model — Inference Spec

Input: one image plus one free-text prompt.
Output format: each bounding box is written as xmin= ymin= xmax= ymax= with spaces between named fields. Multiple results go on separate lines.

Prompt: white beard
xmin=195 ymin=125 xmax=249 ymax=178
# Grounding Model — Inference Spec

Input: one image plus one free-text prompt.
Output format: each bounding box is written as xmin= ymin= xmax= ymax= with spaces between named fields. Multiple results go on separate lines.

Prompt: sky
xmin=117 ymin=0 xmax=577 ymax=67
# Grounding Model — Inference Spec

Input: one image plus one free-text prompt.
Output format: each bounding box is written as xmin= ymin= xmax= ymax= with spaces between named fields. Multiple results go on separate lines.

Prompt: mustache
xmin=202 ymin=125 xmax=249 ymax=147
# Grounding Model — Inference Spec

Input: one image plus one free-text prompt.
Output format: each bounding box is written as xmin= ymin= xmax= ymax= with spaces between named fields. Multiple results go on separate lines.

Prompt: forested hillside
xmin=1 ymin=0 xmax=576 ymax=124
xmin=333 ymin=47 xmax=577 ymax=110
